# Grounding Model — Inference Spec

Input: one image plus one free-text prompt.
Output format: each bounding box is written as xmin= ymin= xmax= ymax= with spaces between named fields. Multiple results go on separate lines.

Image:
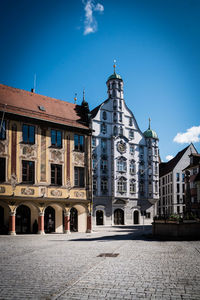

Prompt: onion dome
xmin=143 ymin=118 xmax=158 ymax=140
xmin=107 ymin=60 xmax=122 ymax=81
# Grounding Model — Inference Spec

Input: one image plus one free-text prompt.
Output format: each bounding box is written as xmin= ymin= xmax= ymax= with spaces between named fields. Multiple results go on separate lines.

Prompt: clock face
xmin=117 ymin=141 xmax=126 ymax=153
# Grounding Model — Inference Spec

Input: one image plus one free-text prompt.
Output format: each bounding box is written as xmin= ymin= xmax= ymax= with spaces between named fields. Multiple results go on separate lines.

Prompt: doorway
xmin=114 ymin=208 xmax=124 ymax=225
xmin=133 ymin=210 xmax=139 ymax=224
xmin=44 ymin=206 xmax=55 ymax=233
xmin=96 ymin=210 xmax=104 ymax=225
xmin=70 ymin=207 xmax=78 ymax=232
xmin=16 ymin=205 xmax=31 ymax=234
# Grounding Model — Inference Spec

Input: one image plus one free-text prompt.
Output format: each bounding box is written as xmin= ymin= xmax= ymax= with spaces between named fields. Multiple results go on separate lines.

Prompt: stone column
xmin=64 ymin=211 xmax=71 ymax=234
xmin=9 ymin=211 xmax=16 ymax=235
xmin=86 ymin=214 xmax=92 ymax=233
xmin=38 ymin=212 xmax=45 ymax=235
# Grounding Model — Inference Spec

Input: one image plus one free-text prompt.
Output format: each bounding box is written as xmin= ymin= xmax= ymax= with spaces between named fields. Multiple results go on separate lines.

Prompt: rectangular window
xmin=51 ymin=164 xmax=62 ymax=185
xmin=119 ymin=113 xmax=122 ymax=122
xmin=130 ymin=144 xmax=134 ymax=155
xmin=101 ymin=179 xmax=108 ymax=191
xmin=51 ymin=130 xmax=62 ymax=148
xmin=130 ymin=181 xmax=136 ymax=193
xmin=0 ymin=120 xmax=6 ymax=140
xmin=101 ymin=139 xmax=107 ymax=153
xmin=177 ymin=194 xmax=180 ymax=204
xmin=22 ymin=160 xmax=35 ymax=183
xmin=22 ymin=124 xmax=35 ymax=144
xmin=93 ymin=179 xmax=97 ymax=192
xmin=182 ymin=184 xmax=185 ymax=193
xmin=177 ymin=183 xmax=180 ymax=193
xmin=129 ymin=117 xmax=133 ymax=126
xmin=101 ymin=160 xmax=107 ymax=172
xmin=0 ymin=157 xmax=6 ymax=182
xmin=176 ymin=173 xmax=180 ymax=181
xmin=129 ymin=129 xmax=134 ymax=139
xmin=74 ymin=134 xmax=84 ymax=151
xmin=92 ymin=137 xmax=96 ymax=147
xmin=74 ymin=167 xmax=85 ymax=187
xmin=182 ymin=173 xmax=185 ymax=182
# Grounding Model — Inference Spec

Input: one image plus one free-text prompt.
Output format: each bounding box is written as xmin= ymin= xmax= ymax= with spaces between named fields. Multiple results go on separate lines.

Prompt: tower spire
xmin=83 ymin=89 xmax=86 ymax=103
xmin=148 ymin=117 xmax=151 ymax=129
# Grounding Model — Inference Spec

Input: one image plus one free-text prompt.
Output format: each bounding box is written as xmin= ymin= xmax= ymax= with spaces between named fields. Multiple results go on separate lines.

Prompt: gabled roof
xmin=90 ymin=99 xmax=108 ymax=119
xmin=0 ymin=84 xmax=89 ymax=130
xmin=159 ymin=145 xmax=191 ymax=177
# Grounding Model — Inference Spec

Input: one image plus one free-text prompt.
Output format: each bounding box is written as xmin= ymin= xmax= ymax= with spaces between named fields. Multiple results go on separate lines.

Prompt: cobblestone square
xmin=0 ymin=226 xmax=200 ymax=299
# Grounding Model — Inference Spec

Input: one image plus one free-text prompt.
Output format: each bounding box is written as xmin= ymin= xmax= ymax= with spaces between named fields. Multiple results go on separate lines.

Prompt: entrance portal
xmin=70 ymin=207 xmax=78 ymax=232
xmin=16 ymin=205 xmax=31 ymax=234
xmin=96 ymin=210 xmax=104 ymax=225
xmin=114 ymin=208 xmax=124 ymax=225
xmin=133 ymin=210 xmax=139 ymax=224
xmin=44 ymin=206 xmax=55 ymax=233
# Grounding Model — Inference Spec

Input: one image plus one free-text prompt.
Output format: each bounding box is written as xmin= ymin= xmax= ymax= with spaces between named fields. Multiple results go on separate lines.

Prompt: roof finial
xmin=83 ymin=89 xmax=85 ymax=103
xmin=113 ymin=59 xmax=116 ymax=74
xmin=74 ymin=93 xmax=77 ymax=104
xmin=148 ymin=117 xmax=151 ymax=129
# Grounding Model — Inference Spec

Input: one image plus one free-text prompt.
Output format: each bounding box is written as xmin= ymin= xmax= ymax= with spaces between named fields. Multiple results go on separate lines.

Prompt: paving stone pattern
xmin=0 ymin=226 xmax=200 ymax=300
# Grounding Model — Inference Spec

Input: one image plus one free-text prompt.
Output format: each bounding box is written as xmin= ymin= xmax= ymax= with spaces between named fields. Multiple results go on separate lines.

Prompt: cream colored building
xmin=0 ymin=84 xmax=92 ymax=235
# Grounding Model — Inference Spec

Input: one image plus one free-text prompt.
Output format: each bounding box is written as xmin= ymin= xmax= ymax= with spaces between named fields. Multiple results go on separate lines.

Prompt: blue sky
xmin=0 ymin=0 xmax=200 ymax=161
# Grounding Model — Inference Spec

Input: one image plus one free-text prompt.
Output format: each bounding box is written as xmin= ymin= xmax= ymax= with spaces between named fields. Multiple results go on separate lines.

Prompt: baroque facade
xmin=91 ymin=67 xmax=159 ymax=226
xmin=0 ymin=84 xmax=92 ymax=235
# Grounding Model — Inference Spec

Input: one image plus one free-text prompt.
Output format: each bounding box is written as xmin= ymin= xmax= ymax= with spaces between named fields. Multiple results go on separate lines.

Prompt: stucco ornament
xmin=10 ymin=174 xmax=17 ymax=191
xmin=74 ymin=191 xmax=84 ymax=198
xmin=22 ymin=145 xmax=35 ymax=157
xmin=21 ymin=187 xmax=34 ymax=195
xmin=73 ymin=152 xmax=85 ymax=166
xmin=0 ymin=142 xmax=5 ymax=154
xmin=117 ymin=141 xmax=126 ymax=154
xmin=51 ymin=150 xmax=62 ymax=162
xmin=51 ymin=190 xmax=62 ymax=197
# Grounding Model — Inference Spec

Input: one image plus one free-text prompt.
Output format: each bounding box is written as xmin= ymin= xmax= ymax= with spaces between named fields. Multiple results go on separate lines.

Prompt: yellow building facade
xmin=0 ymin=84 xmax=92 ymax=234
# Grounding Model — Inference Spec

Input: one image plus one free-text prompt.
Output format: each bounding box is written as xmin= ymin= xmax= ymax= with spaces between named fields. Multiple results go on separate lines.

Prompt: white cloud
xmin=82 ymin=0 xmax=104 ymax=35
xmin=166 ymin=155 xmax=174 ymax=161
xmin=173 ymin=126 xmax=200 ymax=144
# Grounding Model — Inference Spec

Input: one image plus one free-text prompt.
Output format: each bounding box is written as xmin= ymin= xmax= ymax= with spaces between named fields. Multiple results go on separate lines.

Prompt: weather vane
xmin=113 ymin=59 xmax=116 ymax=73
xmin=74 ymin=93 xmax=77 ymax=104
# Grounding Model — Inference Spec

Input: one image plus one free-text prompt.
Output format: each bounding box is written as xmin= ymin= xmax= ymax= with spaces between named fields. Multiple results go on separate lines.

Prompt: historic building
xmin=91 ymin=66 xmax=159 ymax=226
xmin=158 ymin=144 xmax=197 ymax=216
xmin=183 ymin=152 xmax=200 ymax=217
xmin=0 ymin=84 xmax=92 ymax=235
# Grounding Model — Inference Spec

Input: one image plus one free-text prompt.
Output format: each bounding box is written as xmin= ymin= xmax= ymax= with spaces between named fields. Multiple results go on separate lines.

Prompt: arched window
xmin=113 ymin=112 xmax=117 ymax=122
xmin=129 ymin=160 xmax=135 ymax=175
xmin=113 ymin=126 xmax=118 ymax=136
xmin=117 ymin=157 xmax=127 ymax=172
xmin=102 ymin=111 xmax=107 ymax=120
xmin=113 ymin=100 xmax=117 ymax=110
xmin=117 ymin=177 xmax=127 ymax=193
xmin=101 ymin=123 xmax=107 ymax=134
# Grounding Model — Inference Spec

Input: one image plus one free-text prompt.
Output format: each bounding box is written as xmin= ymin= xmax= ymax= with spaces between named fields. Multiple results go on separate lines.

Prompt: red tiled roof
xmin=0 ymin=84 xmax=89 ymax=130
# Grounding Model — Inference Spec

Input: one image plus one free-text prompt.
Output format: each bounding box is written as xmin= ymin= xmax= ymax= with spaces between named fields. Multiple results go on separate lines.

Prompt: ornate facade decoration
xmin=117 ymin=140 xmax=126 ymax=154
xmin=50 ymin=189 xmax=62 ymax=197
xmin=0 ymin=142 xmax=6 ymax=154
xmin=21 ymin=187 xmax=35 ymax=195
xmin=50 ymin=149 xmax=63 ymax=163
xmin=74 ymin=191 xmax=84 ymax=198
xmin=73 ymin=152 xmax=85 ymax=167
xmin=0 ymin=186 xmax=5 ymax=193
